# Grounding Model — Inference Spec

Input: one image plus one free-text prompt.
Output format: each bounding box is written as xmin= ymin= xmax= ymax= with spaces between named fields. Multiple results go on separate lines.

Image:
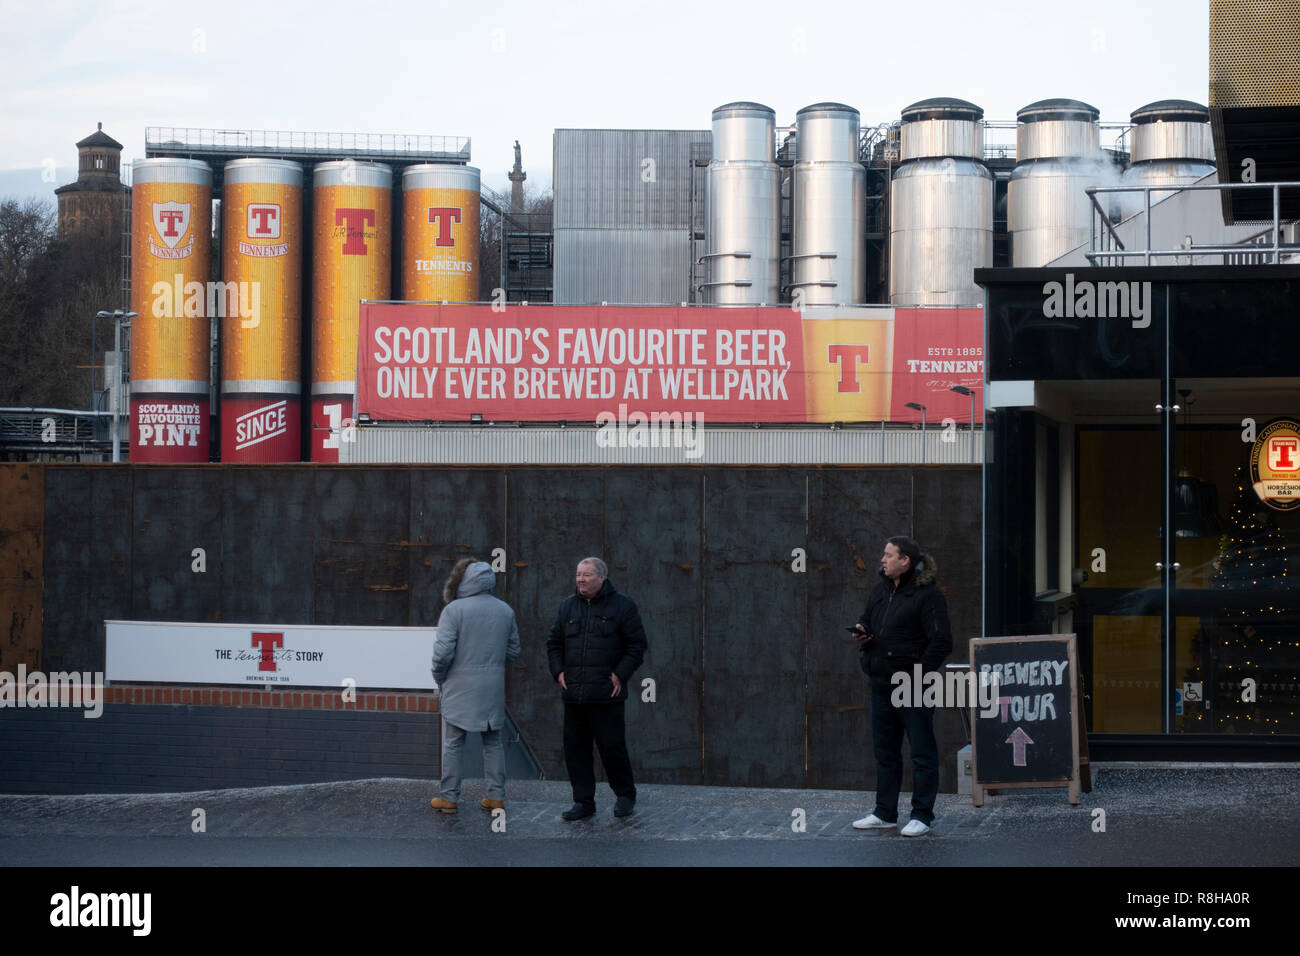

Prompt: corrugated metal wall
xmin=552 ymin=229 xmax=696 ymax=305
xmin=553 ymin=129 xmax=709 ymax=305
xmin=554 ymin=129 xmax=707 ymax=229
xmin=18 ymin=462 xmax=980 ymax=792
xmin=343 ymin=425 xmax=983 ymax=464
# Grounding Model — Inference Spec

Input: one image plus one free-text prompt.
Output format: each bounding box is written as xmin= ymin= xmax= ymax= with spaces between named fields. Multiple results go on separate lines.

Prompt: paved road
xmin=2 ymin=766 xmax=1296 ymax=866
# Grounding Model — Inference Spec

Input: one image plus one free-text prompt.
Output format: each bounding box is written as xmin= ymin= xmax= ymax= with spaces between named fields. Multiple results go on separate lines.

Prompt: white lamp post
xmin=97 ymin=309 xmax=137 ymax=462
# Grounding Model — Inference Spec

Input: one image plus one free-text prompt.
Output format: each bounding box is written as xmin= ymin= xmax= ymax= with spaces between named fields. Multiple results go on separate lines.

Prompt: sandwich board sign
xmin=970 ymin=634 xmax=1087 ymax=806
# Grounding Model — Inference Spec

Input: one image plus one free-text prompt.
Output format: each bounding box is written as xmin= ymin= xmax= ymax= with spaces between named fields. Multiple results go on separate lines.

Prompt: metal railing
xmin=981 ymin=120 xmax=1133 ymax=162
xmin=145 ymin=127 xmax=471 ymax=160
xmin=1086 ymin=181 xmax=1300 ymax=265
xmin=0 ymin=408 xmax=112 ymax=455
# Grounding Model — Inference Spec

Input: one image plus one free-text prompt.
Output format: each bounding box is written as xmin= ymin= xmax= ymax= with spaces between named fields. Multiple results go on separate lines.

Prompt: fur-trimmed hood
xmin=443 ymin=560 xmax=495 ymax=604
xmin=878 ymin=552 xmax=938 ymax=589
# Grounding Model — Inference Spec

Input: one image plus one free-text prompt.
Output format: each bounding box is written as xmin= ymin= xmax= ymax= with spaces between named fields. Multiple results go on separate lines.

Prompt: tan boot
xmin=480 ymin=798 xmax=505 ymax=811
xmin=430 ymin=797 xmax=458 ymax=814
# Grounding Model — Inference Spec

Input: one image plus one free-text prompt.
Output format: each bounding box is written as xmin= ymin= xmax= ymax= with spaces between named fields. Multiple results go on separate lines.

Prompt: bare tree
xmin=0 ymin=197 xmax=117 ymax=408
xmin=477 ymin=200 xmax=504 ymax=302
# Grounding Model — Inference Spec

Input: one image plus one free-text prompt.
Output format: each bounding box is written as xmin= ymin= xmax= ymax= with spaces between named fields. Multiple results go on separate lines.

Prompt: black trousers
xmin=563 ymin=701 xmax=636 ymax=806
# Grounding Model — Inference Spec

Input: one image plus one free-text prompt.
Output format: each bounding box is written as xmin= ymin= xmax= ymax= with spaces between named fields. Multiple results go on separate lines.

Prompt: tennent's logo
xmin=828 ymin=344 xmax=870 ymax=393
xmin=234 ymin=400 xmax=288 ymax=451
xmin=149 ymin=201 xmax=194 ymax=259
xmin=247 ymin=203 xmax=281 ymax=238
xmin=153 ymin=201 xmax=189 ymax=244
xmin=1269 ymin=435 xmax=1299 ymax=471
xmin=1250 ymin=418 xmax=1300 ymax=511
xmin=251 ymin=631 xmax=284 ymax=671
xmin=212 ymin=630 xmax=323 ymax=680
xmin=428 ymin=206 xmax=461 ymax=247
xmin=335 ymin=207 xmax=376 ymax=255
xmin=238 ymin=203 xmax=288 ymax=257
xmin=1042 ymin=273 xmax=1152 ymax=328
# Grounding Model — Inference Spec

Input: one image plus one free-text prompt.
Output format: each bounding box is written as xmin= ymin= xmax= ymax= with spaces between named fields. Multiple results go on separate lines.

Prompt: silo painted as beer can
xmin=129 ymin=158 xmax=213 ymax=462
xmin=221 ymin=158 xmax=303 ymax=462
xmin=311 ymin=161 xmax=392 ymax=461
xmin=402 ymin=164 xmax=480 ymax=303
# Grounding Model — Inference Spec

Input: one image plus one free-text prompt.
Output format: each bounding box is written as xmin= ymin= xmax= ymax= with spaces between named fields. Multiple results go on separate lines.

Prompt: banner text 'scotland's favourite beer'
xmin=402 ymin=164 xmax=480 ymax=304
xmin=221 ymin=159 xmax=303 ymax=462
xmin=311 ymin=161 xmax=392 ymax=461
xmin=129 ymin=158 xmax=213 ymax=462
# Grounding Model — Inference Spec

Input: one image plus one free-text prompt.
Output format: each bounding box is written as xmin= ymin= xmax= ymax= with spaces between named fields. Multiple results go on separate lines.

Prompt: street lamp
xmin=97 ymin=309 xmax=137 ymax=462
xmin=905 ymin=401 xmax=927 ymax=464
xmin=950 ymin=385 xmax=976 ymax=463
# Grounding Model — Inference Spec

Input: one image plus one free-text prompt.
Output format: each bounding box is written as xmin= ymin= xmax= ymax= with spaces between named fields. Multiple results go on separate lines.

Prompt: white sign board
xmin=105 ymin=620 xmax=439 ymax=690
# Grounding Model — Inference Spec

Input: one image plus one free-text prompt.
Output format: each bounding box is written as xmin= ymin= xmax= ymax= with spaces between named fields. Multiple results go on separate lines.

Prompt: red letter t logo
xmin=828 ymin=345 xmax=871 ymax=393
xmin=251 ymin=632 xmax=284 ymax=672
xmin=335 ymin=208 xmax=375 ymax=255
xmin=428 ymin=207 xmax=461 ymax=247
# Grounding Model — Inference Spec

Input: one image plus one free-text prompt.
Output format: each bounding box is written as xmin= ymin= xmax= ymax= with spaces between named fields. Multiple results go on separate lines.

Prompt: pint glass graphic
xmin=402 ymin=164 xmax=480 ymax=304
xmin=221 ymin=158 xmax=303 ymax=462
xmin=311 ymin=161 xmax=392 ymax=461
xmin=799 ymin=308 xmax=894 ymax=422
xmin=129 ymin=158 xmax=213 ymax=462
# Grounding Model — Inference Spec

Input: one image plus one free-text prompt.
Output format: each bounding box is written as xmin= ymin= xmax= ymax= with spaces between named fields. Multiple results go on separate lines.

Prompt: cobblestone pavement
xmin=2 ymin=766 xmax=1296 ymax=866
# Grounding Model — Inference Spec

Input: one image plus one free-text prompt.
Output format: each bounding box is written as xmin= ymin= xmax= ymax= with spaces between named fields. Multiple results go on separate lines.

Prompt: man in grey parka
xmin=430 ymin=558 xmax=521 ymax=813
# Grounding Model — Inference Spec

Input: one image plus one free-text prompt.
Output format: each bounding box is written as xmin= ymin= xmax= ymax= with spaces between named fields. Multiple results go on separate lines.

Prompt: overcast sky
xmin=1 ymin=0 xmax=1210 ymax=201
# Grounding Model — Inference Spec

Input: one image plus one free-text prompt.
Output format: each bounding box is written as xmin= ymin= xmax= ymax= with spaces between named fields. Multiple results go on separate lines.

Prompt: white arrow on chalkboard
xmin=1006 ymin=727 xmax=1034 ymax=767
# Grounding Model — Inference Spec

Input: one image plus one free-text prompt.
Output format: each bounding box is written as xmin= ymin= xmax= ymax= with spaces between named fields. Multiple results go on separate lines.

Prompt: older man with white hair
xmin=547 ymin=556 xmax=648 ymax=821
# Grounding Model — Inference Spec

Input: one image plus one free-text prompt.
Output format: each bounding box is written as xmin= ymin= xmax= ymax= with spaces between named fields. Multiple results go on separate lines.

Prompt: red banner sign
xmin=357 ymin=304 xmax=981 ymax=424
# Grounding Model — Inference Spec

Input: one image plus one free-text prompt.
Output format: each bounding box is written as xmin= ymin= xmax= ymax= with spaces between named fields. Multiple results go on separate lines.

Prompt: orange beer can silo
xmin=401 ymin=164 xmax=480 ymax=303
xmin=129 ymin=158 xmax=213 ymax=462
xmin=221 ymin=159 xmax=303 ymax=462
xmin=311 ymin=161 xmax=392 ymax=461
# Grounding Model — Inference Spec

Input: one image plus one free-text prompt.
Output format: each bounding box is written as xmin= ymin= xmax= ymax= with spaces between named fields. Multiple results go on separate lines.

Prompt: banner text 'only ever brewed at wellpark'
xmin=357 ymin=304 xmax=982 ymax=424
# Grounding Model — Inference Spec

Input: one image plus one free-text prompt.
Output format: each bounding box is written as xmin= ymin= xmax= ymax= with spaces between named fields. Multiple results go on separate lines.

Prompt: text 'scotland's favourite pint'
xmin=221 ymin=159 xmax=303 ymax=462
xmin=311 ymin=161 xmax=392 ymax=461
xmin=402 ymin=164 xmax=480 ymax=304
xmin=129 ymin=158 xmax=213 ymax=461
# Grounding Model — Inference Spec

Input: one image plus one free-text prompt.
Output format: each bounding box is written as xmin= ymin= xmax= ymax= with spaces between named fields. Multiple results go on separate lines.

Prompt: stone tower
xmin=55 ymin=122 xmax=130 ymax=238
xmin=508 ymin=140 xmax=526 ymax=214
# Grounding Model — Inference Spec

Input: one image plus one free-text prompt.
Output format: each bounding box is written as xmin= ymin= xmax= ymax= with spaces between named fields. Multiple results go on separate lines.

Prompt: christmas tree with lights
xmin=1211 ymin=466 xmax=1288 ymax=606
xmin=1205 ymin=465 xmax=1295 ymax=732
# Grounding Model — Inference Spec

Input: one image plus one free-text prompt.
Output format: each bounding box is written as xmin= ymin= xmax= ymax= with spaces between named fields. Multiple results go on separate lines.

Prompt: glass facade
xmin=979 ymin=266 xmax=1300 ymax=743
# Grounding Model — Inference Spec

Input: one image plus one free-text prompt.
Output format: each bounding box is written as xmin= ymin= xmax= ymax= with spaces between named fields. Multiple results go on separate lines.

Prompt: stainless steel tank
xmin=889 ymin=97 xmax=993 ymax=306
xmin=704 ymin=102 xmax=780 ymax=305
xmin=1117 ymin=100 xmax=1217 ymax=218
xmin=1008 ymin=98 xmax=1104 ymax=266
xmin=792 ymin=103 xmax=865 ymax=306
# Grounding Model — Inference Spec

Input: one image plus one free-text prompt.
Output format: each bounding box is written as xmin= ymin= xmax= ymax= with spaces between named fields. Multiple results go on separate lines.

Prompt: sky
xmin=0 ymin=0 xmax=1211 ymax=202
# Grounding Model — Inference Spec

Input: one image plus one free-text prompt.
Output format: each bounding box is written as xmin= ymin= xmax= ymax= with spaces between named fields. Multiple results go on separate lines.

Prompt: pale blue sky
xmin=1 ymin=0 xmax=1211 ymax=200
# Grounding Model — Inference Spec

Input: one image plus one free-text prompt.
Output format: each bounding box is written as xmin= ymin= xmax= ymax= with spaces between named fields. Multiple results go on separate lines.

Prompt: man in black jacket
xmin=547 ymin=556 xmax=648 ymax=821
xmin=851 ymin=536 xmax=952 ymax=837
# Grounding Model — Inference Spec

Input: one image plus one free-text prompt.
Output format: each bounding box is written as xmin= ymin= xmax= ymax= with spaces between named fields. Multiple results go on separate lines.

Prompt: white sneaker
xmin=900 ymin=819 xmax=932 ymax=837
xmin=852 ymin=813 xmax=896 ymax=830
